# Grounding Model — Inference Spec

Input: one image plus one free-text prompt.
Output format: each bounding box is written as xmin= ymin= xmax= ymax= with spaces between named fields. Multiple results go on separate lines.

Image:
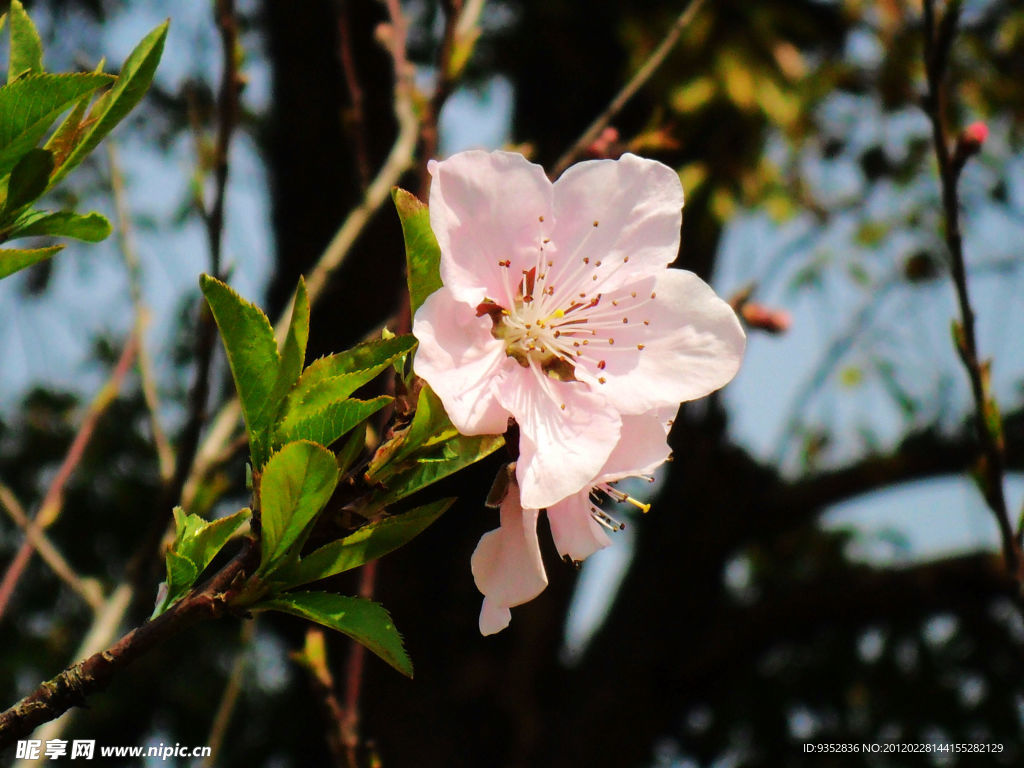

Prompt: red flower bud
xmin=962 ymin=121 xmax=989 ymax=147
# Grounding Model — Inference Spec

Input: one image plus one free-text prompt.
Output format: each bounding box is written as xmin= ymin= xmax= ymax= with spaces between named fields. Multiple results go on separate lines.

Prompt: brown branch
xmin=0 ymin=333 xmax=138 ymax=620
xmin=920 ymin=0 xmax=1017 ymax=574
xmin=0 ymin=539 xmax=257 ymax=748
xmin=551 ymin=0 xmax=707 ymax=177
xmin=758 ymin=407 xmax=1024 ymax=544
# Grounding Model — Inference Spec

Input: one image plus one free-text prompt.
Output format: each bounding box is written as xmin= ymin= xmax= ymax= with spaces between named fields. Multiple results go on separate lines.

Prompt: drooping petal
xmin=593 ymin=268 xmax=746 ymax=414
xmin=412 ymin=286 xmax=511 ymax=435
xmin=471 ymin=490 xmax=547 ymax=635
xmin=496 ymin=365 xmax=621 ymax=509
xmin=478 ymin=598 xmax=512 ymax=636
xmin=547 ymin=490 xmax=612 ymax=563
xmin=548 ymin=153 xmax=683 ymax=298
xmin=429 ymin=151 xmax=555 ymax=307
xmin=598 ymin=411 xmax=674 ymax=482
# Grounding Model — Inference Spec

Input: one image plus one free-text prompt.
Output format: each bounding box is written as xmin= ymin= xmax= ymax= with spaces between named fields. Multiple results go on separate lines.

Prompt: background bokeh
xmin=2 ymin=0 xmax=1024 ymax=766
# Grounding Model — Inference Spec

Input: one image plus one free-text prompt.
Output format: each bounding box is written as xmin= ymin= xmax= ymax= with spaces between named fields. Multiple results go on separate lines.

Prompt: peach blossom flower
xmin=413 ymin=150 xmax=744 ymax=511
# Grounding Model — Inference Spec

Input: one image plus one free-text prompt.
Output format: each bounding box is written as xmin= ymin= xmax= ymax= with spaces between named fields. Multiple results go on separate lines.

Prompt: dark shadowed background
xmin=2 ymin=0 xmax=1024 ymax=766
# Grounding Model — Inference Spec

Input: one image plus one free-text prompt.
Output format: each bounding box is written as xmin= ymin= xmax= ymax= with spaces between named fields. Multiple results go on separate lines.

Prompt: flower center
xmin=477 ymin=243 xmax=656 ymax=384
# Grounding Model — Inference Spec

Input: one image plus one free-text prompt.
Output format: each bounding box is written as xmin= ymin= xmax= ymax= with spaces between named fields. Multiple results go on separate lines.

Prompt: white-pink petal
xmin=471 ymin=489 xmax=547 ymax=636
xmin=429 ymin=151 xmax=554 ymax=307
xmin=598 ymin=411 xmax=674 ymax=482
xmin=549 ymin=153 xmax=683 ymax=296
xmin=595 ymin=269 xmax=746 ymax=414
xmin=412 ymin=286 xmax=511 ymax=435
xmin=495 ymin=365 xmax=621 ymax=509
xmin=547 ymin=490 xmax=612 ymax=563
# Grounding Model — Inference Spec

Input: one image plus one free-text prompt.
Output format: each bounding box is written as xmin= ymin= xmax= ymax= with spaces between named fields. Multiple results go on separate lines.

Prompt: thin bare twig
xmin=0 ymin=332 xmax=138 ymax=620
xmin=0 ymin=483 xmax=103 ymax=613
xmin=202 ymin=618 xmax=256 ymax=768
xmin=295 ymin=627 xmax=352 ymax=768
xmin=107 ymin=142 xmax=174 ymax=482
xmin=552 ymin=0 xmax=707 ymax=177
xmin=302 ymin=0 xmax=418 ymax=308
xmin=126 ymin=0 xmax=244 ymax=595
xmin=921 ymin=0 xmax=1018 ymax=575
xmin=336 ymin=560 xmax=377 ymax=765
xmin=335 ymin=0 xmax=372 ymax=190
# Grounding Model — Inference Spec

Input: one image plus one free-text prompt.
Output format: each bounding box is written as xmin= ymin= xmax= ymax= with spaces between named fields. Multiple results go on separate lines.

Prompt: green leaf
xmin=43 ymin=88 xmax=92 ymax=167
xmin=175 ymin=507 xmax=251 ymax=575
xmin=278 ymin=396 xmax=390 ymax=449
xmin=367 ymin=385 xmax=457 ymax=480
xmin=0 ymin=73 xmax=113 ymax=176
xmin=392 ymin=187 xmax=442 ymax=315
xmin=255 ymin=591 xmax=413 ymax=677
xmin=284 ymin=335 xmax=416 ymax=418
xmin=5 ymin=210 xmax=112 ymax=242
xmin=274 ymin=497 xmax=454 ymax=590
xmin=0 ymin=244 xmax=61 ymax=279
xmin=172 ymin=505 xmax=205 ymax=542
xmin=8 ymin=1 xmax=43 ymax=84
xmin=397 ymin=385 xmax=458 ymax=458
xmin=259 ymin=441 xmax=340 ymax=575
xmin=200 ymin=274 xmax=281 ymax=467
xmin=268 ymin=278 xmax=309 ymax=417
xmin=157 ymin=550 xmax=199 ymax=616
xmin=3 ymin=148 xmax=52 ymax=216
xmin=49 ymin=20 xmax=168 ymax=187
xmin=335 ymin=421 xmax=367 ymax=476
xmin=365 ymin=433 xmax=504 ymax=513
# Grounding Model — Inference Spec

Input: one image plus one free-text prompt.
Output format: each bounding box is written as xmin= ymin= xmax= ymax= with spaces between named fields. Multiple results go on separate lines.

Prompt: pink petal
xmin=471 ymin=491 xmax=547 ymax=635
xmin=549 ymin=153 xmax=683 ymax=296
xmin=496 ymin=365 xmax=621 ymax=509
xmin=598 ymin=411 xmax=674 ymax=482
xmin=592 ymin=269 xmax=745 ymax=414
xmin=412 ymin=286 xmax=511 ymax=435
xmin=478 ymin=598 xmax=512 ymax=635
xmin=429 ymin=151 xmax=555 ymax=307
xmin=547 ymin=490 xmax=612 ymax=563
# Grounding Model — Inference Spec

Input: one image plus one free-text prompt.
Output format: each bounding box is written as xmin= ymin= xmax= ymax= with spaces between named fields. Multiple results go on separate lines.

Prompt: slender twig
xmin=107 ymin=142 xmax=175 ymax=482
xmin=337 ymin=560 xmax=377 ymax=764
xmin=187 ymin=0 xmax=422 ymax=502
xmin=921 ymin=0 xmax=1018 ymax=574
xmin=416 ymin=0 xmax=461 ymax=197
xmin=335 ymin=0 xmax=372 ymax=191
xmin=202 ymin=618 xmax=255 ymax=768
xmin=416 ymin=0 xmax=486 ymax=196
xmin=127 ymin=0 xmax=244 ymax=595
xmin=0 ymin=483 xmax=104 ymax=613
xmin=172 ymin=0 xmax=241 ymax=493
xmin=0 ymin=333 xmax=138 ymax=620
xmin=302 ymin=0 xmax=418 ymax=308
xmin=552 ymin=0 xmax=707 ymax=177
xmin=0 ymin=539 xmax=257 ymax=747
xmin=296 ymin=627 xmax=352 ymax=768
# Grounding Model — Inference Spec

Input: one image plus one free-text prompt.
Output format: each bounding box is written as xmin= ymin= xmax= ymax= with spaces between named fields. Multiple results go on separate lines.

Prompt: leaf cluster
xmin=156 ymin=188 xmax=503 ymax=677
xmin=0 ymin=2 xmax=167 ymax=280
